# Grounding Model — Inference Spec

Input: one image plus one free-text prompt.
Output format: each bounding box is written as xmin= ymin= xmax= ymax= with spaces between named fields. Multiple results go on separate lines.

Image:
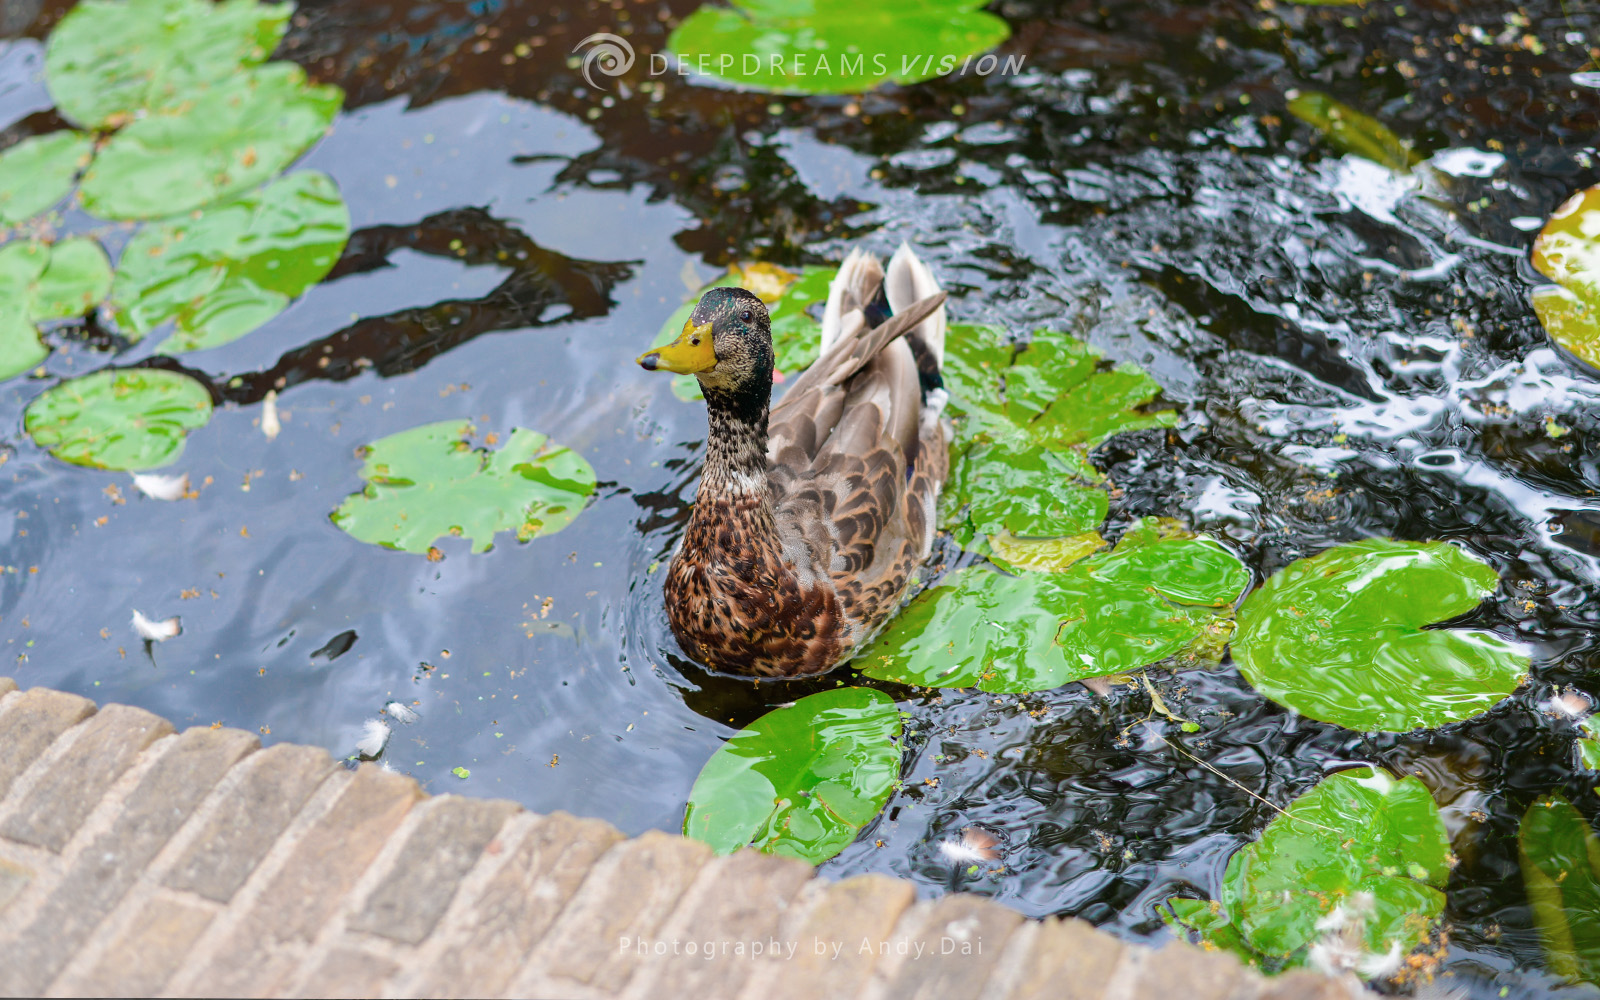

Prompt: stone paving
xmin=0 ymin=678 xmax=1362 ymax=999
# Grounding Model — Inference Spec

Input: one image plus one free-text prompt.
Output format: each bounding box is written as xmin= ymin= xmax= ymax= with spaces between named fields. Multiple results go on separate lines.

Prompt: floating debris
xmin=384 ymin=700 xmax=419 ymax=724
xmin=131 ymin=472 xmax=190 ymax=501
xmin=1546 ymin=687 xmax=1592 ymax=719
xmin=938 ymin=826 xmax=1002 ymax=865
xmin=262 ymin=389 xmax=281 ymax=440
xmin=356 ymin=718 xmax=391 ymax=758
xmin=130 ymin=609 xmax=181 ymax=641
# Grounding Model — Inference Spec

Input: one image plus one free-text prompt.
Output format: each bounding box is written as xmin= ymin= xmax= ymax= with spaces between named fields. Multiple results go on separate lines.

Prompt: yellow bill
xmin=638 ymin=319 xmax=716 ymax=374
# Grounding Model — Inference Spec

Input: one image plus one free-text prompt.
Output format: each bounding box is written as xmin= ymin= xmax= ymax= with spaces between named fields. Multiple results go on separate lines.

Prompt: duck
xmin=637 ymin=245 xmax=949 ymax=676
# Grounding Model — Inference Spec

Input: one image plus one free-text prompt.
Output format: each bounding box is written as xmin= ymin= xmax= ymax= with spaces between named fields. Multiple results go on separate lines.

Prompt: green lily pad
xmin=684 ymin=687 xmax=901 ymax=864
xmin=1233 ymin=539 xmax=1529 ymax=732
xmin=1519 ymin=794 xmax=1600 ymax=985
xmin=24 ymin=368 xmax=213 ymax=469
xmin=1171 ymin=768 xmax=1450 ymax=969
xmin=0 ymin=308 xmax=48 ymax=382
xmin=857 ymin=518 xmax=1249 ymax=692
xmin=331 ymin=420 xmax=597 ymax=554
xmin=1579 ymin=718 xmax=1600 ymax=772
xmin=30 ymin=238 xmax=114 ymax=320
xmin=938 ymin=324 xmax=1174 ymax=550
xmin=0 ymin=237 xmax=114 ymax=381
xmin=111 ymin=170 xmax=350 ymax=351
xmin=668 ymin=0 xmax=1011 ymax=95
xmin=79 ymin=63 xmax=341 ymax=220
xmin=653 ymin=263 xmax=833 ymax=402
xmin=1532 ymin=186 xmax=1600 ymax=370
xmin=44 ymin=0 xmax=291 ymax=129
xmin=1287 ymin=92 xmax=1415 ymax=172
xmin=0 ymin=131 xmax=94 ymax=224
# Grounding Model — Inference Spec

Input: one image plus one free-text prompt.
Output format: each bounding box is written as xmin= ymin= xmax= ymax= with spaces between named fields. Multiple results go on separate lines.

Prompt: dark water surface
xmin=4 ymin=0 xmax=1600 ymax=995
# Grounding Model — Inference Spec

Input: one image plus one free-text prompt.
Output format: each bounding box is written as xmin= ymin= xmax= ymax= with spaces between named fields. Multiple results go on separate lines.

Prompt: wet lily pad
xmin=44 ymin=0 xmax=291 ymax=129
xmin=1532 ymin=186 xmax=1600 ymax=370
xmin=0 ymin=131 xmax=93 ymax=224
xmin=112 ymin=170 xmax=350 ymax=351
xmin=668 ymin=0 xmax=1011 ymax=95
xmin=1168 ymin=768 xmax=1450 ymax=970
xmin=940 ymin=324 xmax=1174 ymax=546
xmin=331 ymin=420 xmax=596 ymax=554
xmin=1233 ymin=539 xmax=1528 ymax=732
xmin=24 ymin=368 xmax=213 ymax=470
xmin=1519 ymin=794 xmax=1600 ymax=985
xmin=654 ymin=263 xmax=833 ymax=402
xmin=857 ymin=519 xmax=1248 ymax=692
xmin=684 ymin=687 xmax=901 ymax=864
xmin=1287 ymin=92 xmax=1415 ymax=172
xmin=0 ymin=237 xmax=113 ymax=380
xmin=79 ymin=63 xmax=342 ymax=220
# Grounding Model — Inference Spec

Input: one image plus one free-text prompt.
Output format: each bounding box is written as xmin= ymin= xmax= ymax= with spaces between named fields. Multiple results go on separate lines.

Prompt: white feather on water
xmin=131 ymin=472 xmax=189 ymax=501
xmin=357 ymin=718 xmax=391 ymax=757
xmin=384 ymin=701 xmax=419 ymax=724
xmin=130 ymin=609 xmax=181 ymax=641
xmin=261 ymin=390 xmax=281 ymax=440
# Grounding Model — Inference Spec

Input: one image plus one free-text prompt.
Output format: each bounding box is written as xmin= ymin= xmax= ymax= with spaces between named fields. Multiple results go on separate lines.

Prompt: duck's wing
xmin=768 ymin=246 xmax=949 ymax=637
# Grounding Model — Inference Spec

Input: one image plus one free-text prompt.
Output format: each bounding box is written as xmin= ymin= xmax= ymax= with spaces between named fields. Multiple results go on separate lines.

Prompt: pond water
xmin=3 ymin=0 xmax=1599 ymax=995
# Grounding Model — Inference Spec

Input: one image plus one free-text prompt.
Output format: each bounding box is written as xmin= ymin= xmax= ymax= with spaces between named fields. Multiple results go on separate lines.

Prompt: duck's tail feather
xmin=885 ymin=242 xmax=946 ymax=395
xmin=819 ymin=248 xmax=885 ymax=355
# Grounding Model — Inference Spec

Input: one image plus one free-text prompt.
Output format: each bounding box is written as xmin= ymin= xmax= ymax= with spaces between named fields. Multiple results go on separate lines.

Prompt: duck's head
xmin=638 ymin=287 xmax=773 ymax=401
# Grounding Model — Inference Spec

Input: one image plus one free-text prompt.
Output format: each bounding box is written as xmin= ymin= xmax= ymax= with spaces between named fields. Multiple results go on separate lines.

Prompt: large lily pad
xmin=111 ymin=170 xmax=350 ymax=352
xmin=331 ymin=420 xmax=596 ymax=554
xmin=684 ymin=687 xmax=901 ymax=864
xmin=44 ymin=0 xmax=291 ymax=129
xmin=653 ymin=262 xmax=833 ymax=402
xmin=24 ymin=368 xmax=213 ymax=469
xmin=1233 ymin=539 xmax=1528 ymax=732
xmin=0 ymin=237 xmax=113 ymax=381
xmin=1519 ymin=794 xmax=1600 ymax=985
xmin=0 ymin=131 xmax=93 ymax=224
xmin=1532 ymin=186 xmax=1600 ymax=370
xmin=668 ymin=0 xmax=1011 ymax=95
xmin=78 ymin=63 xmax=342 ymax=220
xmin=857 ymin=518 xmax=1249 ymax=693
xmin=1167 ymin=768 xmax=1450 ymax=970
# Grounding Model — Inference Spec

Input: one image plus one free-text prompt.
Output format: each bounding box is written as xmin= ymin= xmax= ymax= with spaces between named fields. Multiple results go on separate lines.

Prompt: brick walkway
xmin=0 ymin=678 xmax=1357 ymax=999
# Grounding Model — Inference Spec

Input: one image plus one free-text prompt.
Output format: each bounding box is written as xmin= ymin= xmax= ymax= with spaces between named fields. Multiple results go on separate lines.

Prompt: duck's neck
xmin=697 ymin=383 xmax=771 ymax=502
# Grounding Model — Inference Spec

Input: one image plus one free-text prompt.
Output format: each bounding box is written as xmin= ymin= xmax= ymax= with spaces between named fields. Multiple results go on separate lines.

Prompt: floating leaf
xmin=684 ymin=687 xmax=901 ymax=864
xmin=0 ymin=131 xmax=93 ymax=224
xmin=1519 ymin=795 xmax=1600 ymax=985
xmin=1580 ymin=718 xmax=1600 ymax=772
xmin=1233 ymin=539 xmax=1528 ymax=732
xmin=858 ymin=519 xmax=1248 ymax=692
xmin=668 ymin=0 xmax=1011 ymax=95
xmin=111 ymin=170 xmax=350 ymax=351
xmin=940 ymin=324 xmax=1174 ymax=547
xmin=984 ymin=530 xmax=1106 ymax=573
xmin=653 ymin=263 xmax=833 ymax=402
xmin=44 ymin=0 xmax=291 ymax=129
xmin=331 ymin=420 xmax=596 ymax=554
xmin=1170 ymin=768 xmax=1450 ymax=970
xmin=1532 ymin=186 xmax=1600 ymax=370
xmin=0 ymin=237 xmax=113 ymax=380
xmin=1287 ymin=91 xmax=1415 ymax=172
xmin=79 ymin=64 xmax=341 ymax=220
xmin=24 ymin=368 xmax=213 ymax=470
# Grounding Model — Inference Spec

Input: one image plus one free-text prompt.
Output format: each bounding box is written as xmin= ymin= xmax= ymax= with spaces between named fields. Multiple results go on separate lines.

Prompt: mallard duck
xmin=638 ymin=245 xmax=949 ymax=676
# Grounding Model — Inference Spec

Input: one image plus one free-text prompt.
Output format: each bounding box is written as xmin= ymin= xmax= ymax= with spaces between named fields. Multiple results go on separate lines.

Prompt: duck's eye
xmin=740 ymin=310 xmax=752 ymax=322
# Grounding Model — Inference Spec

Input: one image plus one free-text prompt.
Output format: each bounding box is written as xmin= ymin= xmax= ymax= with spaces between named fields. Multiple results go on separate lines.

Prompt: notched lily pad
xmin=79 ymin=63 xmax=342 ymax=220
xmin=112 ymin=170 xmax=351 ymax=351
xmin=45 ymin=0 xmax=292 ymax=129
xmin=653 ymin=262 xmax=833 ymax=402
xmin=684 ymin=687 xmax=901 ymax=864
xmin=1519 ymin=794 xmax=1600 ymax=985
xmin=1232 ymin=539 xmax=1529 ymax=732
xmin=1166 ymin=768 xmax=1451 ymax=972
xmin=668 ymin=0 xmax=1011 ymax=95
xmin=331 ymin=419 xmax=597 ymax=554
xmin=0 ymin=131 xmax=94 ymax=224
xmin=0 ymin=237 xmax=113 ymax=381
xmin=857 ymin=518 xmax=1248 ymax=693
xmin=1532 ymin=185 xmax=1600 ymax=371
xmin=24 ymin=368 xmax=213 ymax=470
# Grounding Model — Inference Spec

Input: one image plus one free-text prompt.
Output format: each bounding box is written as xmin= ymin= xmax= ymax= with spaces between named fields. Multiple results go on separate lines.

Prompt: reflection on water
xmin=3 ymin=0 xmax=1599 ymax=994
